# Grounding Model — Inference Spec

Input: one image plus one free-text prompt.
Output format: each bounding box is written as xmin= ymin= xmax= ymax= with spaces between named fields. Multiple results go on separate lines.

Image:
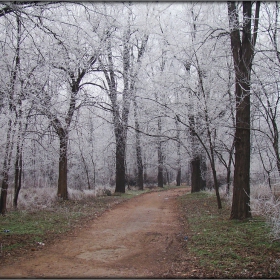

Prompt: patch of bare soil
xmin=0 ymin=188 xmax=195 ymax=278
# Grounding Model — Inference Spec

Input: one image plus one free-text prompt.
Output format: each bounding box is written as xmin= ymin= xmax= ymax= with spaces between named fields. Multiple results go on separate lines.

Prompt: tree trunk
xmin=57 ymin=133 xmax=68 ymax=200
xmin=189 ymin=113 xmax=205 ymax=192
xmin=176 ymin=168 xmax=181 ymax=186
xmin=143 ymin=157 xmax=147 ymax=185
xmin=212 ymin=168 xmax=222 ymax=209
xmin=157 ymin=117 xmax=164 ymax=188
xmin=228 ymin=1 xmax=260 ymax=219
xmin=13 ymin=142 xmax=23 ymax=208
xmin=271 ymin=2 xmax=280 ymax=177
xmin=91 ymin=158 xmax=96 ymax=194
xmin=0 ymin=119 xmax=14 ymax=214
xmin=136 ymin=145 xmax=144 ymax=190
xmin=79 ymin=146 xmax=91 ymax=190
xmin=115 ymin=125 xmax=126 ymax=193
xmin=133 ymin=98 xmax=143 ymax=190
xmin=158 ymin=162 xmax=164 ymax=188
xmin=165 ymin=169 xmax=170 ymax=186
xmin=31 ymin=139 xmax=36 ymax=188
xmin=272 ymin=128 xmax=280 ymax=176
xmin=115 ymin=140 xmax=126 ymax=193
xmin=13 ymin=136 xmax=23 ymax=208
xmin=0 ymin=176 xmax=9 ymax=215
xmin=226 ymin=165 xmax=231 ymax=196
xmin=1 ymin=13 xmax=21 ymax=214
xmin=231 ymin=87 xmax=251 ymax=219
xmin=208 ymin=140 xmax=222 ymax=208
xmin=226 ymin=143 xmax=234 ymax=196
xmin=191 ymin=156 xmax=205 ymax=193
xmin=13 ymin=107 xmax=24 ymax=208
xmin=175 ymin=117 xmax=181 ymax=186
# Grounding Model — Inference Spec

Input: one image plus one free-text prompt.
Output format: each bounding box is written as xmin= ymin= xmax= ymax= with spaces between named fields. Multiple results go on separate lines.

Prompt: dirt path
xmin=0 ymin=188 xmax=189 ymax=278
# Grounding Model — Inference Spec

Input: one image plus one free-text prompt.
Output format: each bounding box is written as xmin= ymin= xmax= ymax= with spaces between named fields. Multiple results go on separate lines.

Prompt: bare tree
xmin=0 ymin=10 xmax=23 ymax=214
xmin=99 ymin=4 xmax=148 ymax=193
xmin=228 ymin=1 xmax=260 ymax=219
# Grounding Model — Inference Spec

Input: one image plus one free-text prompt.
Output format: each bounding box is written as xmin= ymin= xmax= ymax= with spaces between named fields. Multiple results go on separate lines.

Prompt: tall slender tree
xmin=0 ymin=10 xmax=22 ymax=214
xmin=228 ymin=1 xmax=260 ymax=219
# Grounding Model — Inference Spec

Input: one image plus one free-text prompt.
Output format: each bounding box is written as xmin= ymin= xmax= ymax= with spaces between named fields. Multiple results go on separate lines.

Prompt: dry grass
xmin=250 ymin=185 xmax=280 ymax=241
xmin=5 ymin=185 xmax=114 ymax=211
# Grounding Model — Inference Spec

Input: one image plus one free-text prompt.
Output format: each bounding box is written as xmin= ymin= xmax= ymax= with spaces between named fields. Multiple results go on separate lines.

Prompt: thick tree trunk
xmin=189 ymin=114 xmax=205 ymax=192
xmin=191 ymin=156 xmax=205 ymax=193
xmin=190 ymin=156 xmax=199 ymax=192
xmin=57 ymin=134 xmax=68 ymax=200
xmin=0 ymin=119 xmax=14 ymax=214
xmin=115 ymin=137 xmax=126 ymax=193
xmin=0 ymin=177 xmax=9 ymax=215
xmin=228 ymin=1 xmax=260 ymax=219
xmin=231 ymin=87 xmax=251 ymax=219
xmin=114 ymin=123 xmax=126 ymax=193
xmin=158 ymin=164 xmax=164 ymax=188
xmin=114 ymin=10 xmax=131 ymax=194
xmin=176 ymin=168 xmax=181 ymax=186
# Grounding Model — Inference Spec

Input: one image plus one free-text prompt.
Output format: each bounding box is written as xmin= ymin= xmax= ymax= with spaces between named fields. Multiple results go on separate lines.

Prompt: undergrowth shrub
xmin=6 ymin=187 xmax=57 ymax=210
xmin=5 ymin=185 xmax=111 ymax=210
xmin=250 ymin=184 xmax=280 ymax=241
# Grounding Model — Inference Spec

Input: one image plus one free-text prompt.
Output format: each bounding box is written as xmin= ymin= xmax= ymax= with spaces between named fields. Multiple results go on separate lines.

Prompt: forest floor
xmin=1 ymin=186 xmax=280 ymax=278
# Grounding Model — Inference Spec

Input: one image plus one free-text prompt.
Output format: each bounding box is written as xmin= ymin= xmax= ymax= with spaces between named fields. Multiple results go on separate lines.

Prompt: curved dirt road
xmin=1 ymin=188 xmax=189 ymax=278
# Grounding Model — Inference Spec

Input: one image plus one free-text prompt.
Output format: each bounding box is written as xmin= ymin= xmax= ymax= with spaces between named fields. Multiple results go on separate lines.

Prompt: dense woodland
xmin=0 ymin=2 xmax=278 ymax=221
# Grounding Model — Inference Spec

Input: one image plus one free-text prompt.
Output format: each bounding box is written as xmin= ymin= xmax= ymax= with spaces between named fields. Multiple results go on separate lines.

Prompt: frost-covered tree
xmin=228 ymin=1 xmax=260 ymax=219
xmin=97 ymin=3 xmax=150 ymax=193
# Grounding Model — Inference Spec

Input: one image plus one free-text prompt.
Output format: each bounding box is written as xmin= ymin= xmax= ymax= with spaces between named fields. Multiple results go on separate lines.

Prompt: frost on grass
xmin=250 ymin=184 xmax=280 ymax=241
xmin=5 ymin=185 xmax=111 ymax=210
xmin=6 ymin=187 xmax=57 ymax=210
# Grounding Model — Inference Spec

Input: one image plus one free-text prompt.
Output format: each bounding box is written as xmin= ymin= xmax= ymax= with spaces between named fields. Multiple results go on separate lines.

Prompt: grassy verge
xmin=178 ymin=191 xmax=280 ymax=278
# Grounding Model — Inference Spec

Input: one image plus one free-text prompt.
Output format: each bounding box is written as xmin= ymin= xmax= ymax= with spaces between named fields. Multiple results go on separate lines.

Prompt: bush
xmin=6 ymin=187 xmax=57 ymax=210
xmin=250 ymin=184 xmax=280 ymax=240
